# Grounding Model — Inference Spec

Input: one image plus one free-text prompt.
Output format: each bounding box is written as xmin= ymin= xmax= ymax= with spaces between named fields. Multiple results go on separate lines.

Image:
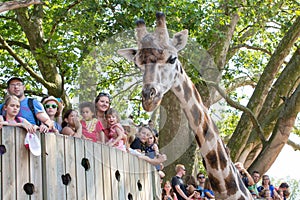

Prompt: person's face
xmin=66 ymin=111 xmax=78 ymax=126
xmin=7 ymin=80 xmax=25 ymax=98
xmin=147 ymin=134 xmax=155 ymax=145
xmin=197 ymin=174 xmax=206 ymax=183
xmin=106 ymin=114 xmax=118 ymax=126
xmin=44 ymin=100 xmax=58 ymax=117
xmin=138 ymin=127 xmax=151 ymax=143
xmin=164 ymin=182 xmax=171 ymax=191
xmin=81 ymin=107 xmax=94 ymax=121
xmin=252 ymin=172 xmax=260 ymax=184
xmin=4 ymin=98 xmax=20 ymax=116
xmin=181 ymin=167 xmax=186 ymax=175
xmin=262 ymin=176 xmax=270 ymax=184
xmin=96 ymin=96 xmax=110 ymax=112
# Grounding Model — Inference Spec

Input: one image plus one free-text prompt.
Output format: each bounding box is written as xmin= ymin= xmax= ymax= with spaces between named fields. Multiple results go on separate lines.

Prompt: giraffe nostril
xmin=150 ymin=88 xmax=156 ymax=98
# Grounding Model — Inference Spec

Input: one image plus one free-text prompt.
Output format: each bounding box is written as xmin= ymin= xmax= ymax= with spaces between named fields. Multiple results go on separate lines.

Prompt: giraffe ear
xmin=172 ymin=29 xmax=188 ymax=51
xmin=117 ymin=48 xmax=137 ymax=61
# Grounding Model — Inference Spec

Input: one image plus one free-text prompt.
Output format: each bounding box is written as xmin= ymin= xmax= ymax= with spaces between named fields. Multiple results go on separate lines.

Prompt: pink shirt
xmin=81 ymin=118 xmax=104 ymax=142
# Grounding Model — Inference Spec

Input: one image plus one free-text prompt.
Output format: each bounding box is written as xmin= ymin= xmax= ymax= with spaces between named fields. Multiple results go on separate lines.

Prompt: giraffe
xmin=118 ymin=12 xmax=253 ymax=200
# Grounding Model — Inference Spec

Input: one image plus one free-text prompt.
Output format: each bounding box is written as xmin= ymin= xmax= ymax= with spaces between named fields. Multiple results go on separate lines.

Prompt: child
xmin=79 ymin=102 xmax=105 ymax=143
xmin=145 ymin=129 xmax=162 ymax=170
xmin=0 ymin=95 xmax=37 ymax=133
xmin=105 ymin=108 xmax=126 ymax=151
xmin=61 ymin=109 xmax=82 ymax=138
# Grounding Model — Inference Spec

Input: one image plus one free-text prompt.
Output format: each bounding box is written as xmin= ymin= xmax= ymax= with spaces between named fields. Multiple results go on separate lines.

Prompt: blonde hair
xmin=175 ymin=164 xmax=185 ymax=173
xmin=4 ymin=94 xmax=20 ymax=106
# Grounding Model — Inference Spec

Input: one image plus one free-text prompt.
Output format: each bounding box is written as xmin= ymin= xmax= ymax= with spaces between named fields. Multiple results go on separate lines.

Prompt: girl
xmin=145 ymin=128 xmax=161 ymax=170
xmin=0 ymin=95 xmax=36 ymax=133
xmin=105 ymin=108 xmax=126 ymax=151
xmin=145 ymin=130 xmax=159 ymax=156
xmin=42 ymin=96 xmax=63 ymax=134
xmin=79 ymin=102 xmax=105 ymax=143
xmin=61 ymin=109 xmax=82 ymax=138
xmin=162 ymin=181 xmax=178 ymax=200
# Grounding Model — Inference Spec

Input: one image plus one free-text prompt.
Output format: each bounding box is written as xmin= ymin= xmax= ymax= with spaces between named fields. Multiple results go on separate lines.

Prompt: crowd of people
xmin=161 ymin=163 xmax=290 ymax=200
xmin=0 ymin=77 xmax=166 ymax=168
xmin=0 ymin=77 xmax=292 ymax=200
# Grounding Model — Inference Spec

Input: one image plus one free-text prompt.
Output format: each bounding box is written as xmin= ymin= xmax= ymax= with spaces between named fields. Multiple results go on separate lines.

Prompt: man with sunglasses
xmin=171 ymin=164 xmax=195 ymax=200
xmin=0 ymin=77 xmax=53 ymax=132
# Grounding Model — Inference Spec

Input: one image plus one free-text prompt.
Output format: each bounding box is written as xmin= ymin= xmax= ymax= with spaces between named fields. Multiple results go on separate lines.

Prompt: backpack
xmin=28 ymin=98 xmax=41 ymax=126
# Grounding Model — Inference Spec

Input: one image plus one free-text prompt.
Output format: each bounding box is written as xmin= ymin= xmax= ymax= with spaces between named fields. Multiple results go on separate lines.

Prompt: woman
xmin=257 ymin=175 xmax=279 ymax=199
xmin=42 ymin=96 xmax=63 ymax=133
xmin=95 ymin=92 xmax=111 ymax=128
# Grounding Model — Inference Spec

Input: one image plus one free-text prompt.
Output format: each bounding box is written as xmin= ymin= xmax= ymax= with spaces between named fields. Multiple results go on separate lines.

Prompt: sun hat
xmin=42 ymin=96 xmax=63 ymax=117
xmin=24 ymin=132 xmax=41 ymax=156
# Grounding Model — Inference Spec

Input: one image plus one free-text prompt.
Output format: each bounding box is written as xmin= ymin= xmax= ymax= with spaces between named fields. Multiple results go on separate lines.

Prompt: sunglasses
xmin=97 ymin=92 xmax=111 ymax=99
xmin=45 ymin=104 xmax=58 ymax=109
xmin=198 ymin=176 xmax=205 ymax=179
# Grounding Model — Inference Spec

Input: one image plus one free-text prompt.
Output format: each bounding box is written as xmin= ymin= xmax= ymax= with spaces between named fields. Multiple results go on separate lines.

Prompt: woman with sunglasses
xmin=257 ymin=175 xmax=280 ymax=199
xmin=42 ymin=96 xmax=63 ymax=133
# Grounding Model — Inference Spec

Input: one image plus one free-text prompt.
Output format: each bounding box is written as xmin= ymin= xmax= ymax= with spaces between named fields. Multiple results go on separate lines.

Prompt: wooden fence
xmin=0 ymin=126 xmax=161 ymax=200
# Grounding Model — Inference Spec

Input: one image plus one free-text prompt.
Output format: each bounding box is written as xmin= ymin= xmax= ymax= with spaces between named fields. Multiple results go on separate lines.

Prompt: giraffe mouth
xmin=142 ymin=85 xmax=162 ymax=112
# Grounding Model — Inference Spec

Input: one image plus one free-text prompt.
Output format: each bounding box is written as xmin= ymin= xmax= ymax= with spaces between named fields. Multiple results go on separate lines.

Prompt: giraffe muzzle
xmin=142 ymin=86 xmax=162 ymax=112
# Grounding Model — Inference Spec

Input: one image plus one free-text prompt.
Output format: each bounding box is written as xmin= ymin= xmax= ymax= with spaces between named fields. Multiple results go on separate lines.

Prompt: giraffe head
xmin=118 ymin=12 xmax=188 ymax=111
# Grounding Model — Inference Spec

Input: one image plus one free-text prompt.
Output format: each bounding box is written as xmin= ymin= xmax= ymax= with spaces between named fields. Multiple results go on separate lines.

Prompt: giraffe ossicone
xmin=118 ymin=12 xmax=253 ymax=200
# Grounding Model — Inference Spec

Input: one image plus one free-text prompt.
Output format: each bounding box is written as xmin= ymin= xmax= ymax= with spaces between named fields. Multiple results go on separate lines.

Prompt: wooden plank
xmin=93 ymin=142 xmax=104 ymax=200
xmin=15 ymin=128 xmax=29 ymax=200
xmin=102 ymin=145 xmax=112 ymax=200
xmin=85 ymin=140 xmax=96 ymax=200
xmin=44 ymin=133 xmax=56 ymax=200
xmin=57 ymin=134 xmax=67 ymax=200
xmin=122 ymin=151 xmax=132 ymax=200
xmin=75 ymin=138 xmax=86 ymax=200
xmin=110 ymin=147 xmax=119 ymax=200
xmin=30 ymin=131 xmax=43 ymax=200
xmin=116 ymin=150 xmax=125 ymax=200
xmin=65 ymin=136 xmax=77 ymax=200
xmin=2 ymin=126 xmax=16 ymax=200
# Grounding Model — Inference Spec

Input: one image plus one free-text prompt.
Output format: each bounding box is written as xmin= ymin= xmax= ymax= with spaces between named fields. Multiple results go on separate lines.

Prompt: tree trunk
xmin=159 ymin=91 xmax=197 ymax=182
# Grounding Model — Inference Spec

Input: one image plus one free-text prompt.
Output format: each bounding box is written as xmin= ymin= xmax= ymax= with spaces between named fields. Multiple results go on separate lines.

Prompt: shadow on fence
xmin=0 ymin=126 xmax=161 ymax=200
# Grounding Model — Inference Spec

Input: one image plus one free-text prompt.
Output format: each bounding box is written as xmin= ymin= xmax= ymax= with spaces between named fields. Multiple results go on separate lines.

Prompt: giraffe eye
xmin=166 ymin=56 xmax=177 ymax=64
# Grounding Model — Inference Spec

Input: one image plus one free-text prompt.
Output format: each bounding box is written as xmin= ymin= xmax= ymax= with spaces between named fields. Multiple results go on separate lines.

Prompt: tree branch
xmin=208 ymin=81 xmax=266 ymax=143
xmin=287 ymin=138 xmax=300 ymax=151
xmin=0 ymin=34 xmax=54 ymax=88
xmin=230 ymin=44 xmax=272 ymax=56
xmin=0 ymin=0 xmax=42 ymax=13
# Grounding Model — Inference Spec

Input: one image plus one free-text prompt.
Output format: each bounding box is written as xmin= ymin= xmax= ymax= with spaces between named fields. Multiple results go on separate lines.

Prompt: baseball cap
xmin=7 ymin=77 xmax=23 ymax=88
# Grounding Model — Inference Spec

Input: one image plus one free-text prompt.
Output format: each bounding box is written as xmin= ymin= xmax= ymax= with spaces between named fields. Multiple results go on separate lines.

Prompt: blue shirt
xmin=0 ymin=97 xmax=45 ymax=125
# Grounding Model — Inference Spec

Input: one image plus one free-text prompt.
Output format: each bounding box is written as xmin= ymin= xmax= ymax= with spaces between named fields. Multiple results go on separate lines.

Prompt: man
xmin=171 ymin=164 xmax=194 ymax=200
xmin=196 ymin=172 xmax=206 ymax=197
xmin=248 ymin=170 xmax=260 ymax=196
xmin=1 ymin=77 xmax=53 ymax=132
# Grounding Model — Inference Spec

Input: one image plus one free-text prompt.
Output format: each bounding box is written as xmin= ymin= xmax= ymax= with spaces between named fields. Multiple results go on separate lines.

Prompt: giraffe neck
xmin=170 ymin=62 xmax=253 ymax=200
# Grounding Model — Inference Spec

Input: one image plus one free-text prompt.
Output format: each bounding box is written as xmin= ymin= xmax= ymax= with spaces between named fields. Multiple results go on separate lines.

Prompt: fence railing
xmin=0 ymin=126 xmax=161 ymax=200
